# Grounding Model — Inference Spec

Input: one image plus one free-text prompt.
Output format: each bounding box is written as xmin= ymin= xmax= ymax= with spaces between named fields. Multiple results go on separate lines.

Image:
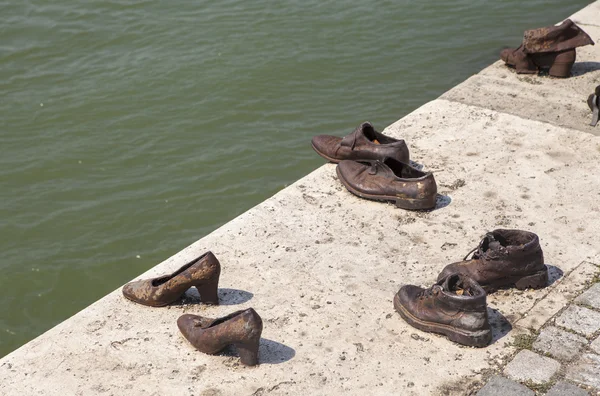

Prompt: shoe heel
xmin=395 ymin=196 xmax=436 ymax=211
xmin=447 ymin=328 xmax=492 ymax=348
xmin=548 ymin=62 xmax=574 ymax=78
xmin=514 ymin=268 xmax=548 ymax=290
xmin=234 ymin=338 xmax=260 ymax=366
xmin=195 ymin=278 xmax=219 ymax=305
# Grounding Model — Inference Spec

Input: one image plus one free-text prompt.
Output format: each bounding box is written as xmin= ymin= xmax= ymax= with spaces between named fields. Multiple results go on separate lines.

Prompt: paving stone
xmin=546 ymin=381 xmax=589 ymax=396
xmin=566 ymin=353 xmax=600 ymax=389
xmin=555 ymin=305 xmax=600 ymax=337
xmin=591 ymin=337 xmax=600 ymax=354
xmin=575 ymin=283 xmax=600 ymax=310
xmin=477 ymin=376 xmax=534 ymax=396
xmin=504 ymin=350 xmax=561 ymax=384
xmin=532 ymin=326 xmax=587 ymax=360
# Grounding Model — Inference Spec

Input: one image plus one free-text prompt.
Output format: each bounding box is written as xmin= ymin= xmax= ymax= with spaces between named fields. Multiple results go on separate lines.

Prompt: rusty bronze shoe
xmin=394 ymin=274 xmax=492 ymax=347
xmin=311 ymin=122 xmax=409 ymax=163
xmin=177 ymin=308 xmax=263 ymax=366
xmin=336 ymin=157 xmax=437 ymax=210
xmin=122 ymin=251 xmax=220 ymax=307
xmin=437 ymin=229 xmax=547 ymax=291
xmin=500 ymin=19 xmax=594 ymax=77
xmin=588 ymin=85 xmax=599 ymax=127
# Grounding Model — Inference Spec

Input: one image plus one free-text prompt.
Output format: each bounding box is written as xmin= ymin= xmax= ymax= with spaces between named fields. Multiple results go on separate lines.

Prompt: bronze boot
xmin=177 ymin=308 xmax=263 ymax=366
xmin=122 ymin=251 xmax=220 ymax=307
xmin=500 ymin=19 xmax=594 ymax=77
xmin=437 ymin=229 xmax=547 ymax=291
xmin=394 ymin=274 xmax=492 ymax=347
xmin=311 ymin=122 xmax=409 ymax=163
xmin=336 ymin=157 xmax=437 ymax=210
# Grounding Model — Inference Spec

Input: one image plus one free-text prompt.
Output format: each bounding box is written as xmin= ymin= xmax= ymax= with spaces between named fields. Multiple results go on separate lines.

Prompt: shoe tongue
xmin=443 ymin=274 xmax=475 ymax=296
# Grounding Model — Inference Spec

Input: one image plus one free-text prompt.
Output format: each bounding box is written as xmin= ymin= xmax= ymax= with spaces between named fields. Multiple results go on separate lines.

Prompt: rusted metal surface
xmin=121 ymin=251 xmax=220 ymax=307
xmin=522 ymin=19 xmax=594 ymax=54
xmin=436 ymin=229 xmax=547 ymax=291
xmin=177 ymin=308 xmax=263 ymax=366
xmin=335 ymin=157 xmax=438 ymax=210
xmin=394 ymin=274 xmax=492 ymax=347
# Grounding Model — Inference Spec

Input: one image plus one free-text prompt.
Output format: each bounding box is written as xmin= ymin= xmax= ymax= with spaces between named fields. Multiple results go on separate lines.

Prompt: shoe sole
xmin=394 ymin=294 xmax=492 ymax=347
xmin=311 ymin=142 xmax=341 ymax=163
xmin=481 ymin=267 xmax=549 ymax=293
xmin=335 ymin=166 xmax=436 ymax=210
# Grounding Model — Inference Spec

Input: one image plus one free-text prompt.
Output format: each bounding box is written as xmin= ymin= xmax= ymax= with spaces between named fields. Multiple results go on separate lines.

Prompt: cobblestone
xmin=504 ymin=350 xmax=560 ymax=384
xmin=532 ymin=326 xmax=587 ymax=361
xmin=476 ymin=375 xmax=534 ymax=396
xmin=574 ymin=283 xmax=600 ymax=310
xmin=566 ymin=353 xmax=600 ymax=389
xmin=546 ymin=381 xmax=589 ymax=396
xmin=555 ymin=305 xmax=600 ymax=337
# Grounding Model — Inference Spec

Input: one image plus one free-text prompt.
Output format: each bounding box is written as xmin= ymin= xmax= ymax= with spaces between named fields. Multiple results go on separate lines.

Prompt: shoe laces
xmin=417 ymin=285 xmax=441 ymax=299
xmin=463 ymin=232 xmax=496 ymax=260
xmin=368 ymin=160 xmax=382 ymax=175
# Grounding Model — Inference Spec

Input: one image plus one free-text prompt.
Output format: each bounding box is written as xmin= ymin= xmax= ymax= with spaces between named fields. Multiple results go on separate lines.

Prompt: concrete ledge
xmin=2 ymin=2 xmax=600 ymax=395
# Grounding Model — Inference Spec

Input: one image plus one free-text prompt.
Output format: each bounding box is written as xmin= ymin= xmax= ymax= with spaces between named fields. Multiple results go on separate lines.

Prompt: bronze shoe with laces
xmin=336 ymin=157 xmax=437 ymax=210
xmin=311 ymin=122 xmax=409 ymax=163
xmin=436 ymin=229 xmax=547 ymax=291
xmin=177 ymin=308 xmax=263 ymax=366
xmin=122 ymin=251 xmax=221 ymax=307
xmin=394 ymin=274 xmax=492 ymax=347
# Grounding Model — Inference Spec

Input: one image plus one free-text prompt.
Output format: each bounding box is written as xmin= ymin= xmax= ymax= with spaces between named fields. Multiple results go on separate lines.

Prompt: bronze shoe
xmin=311 ymin=122 xmax=409 ymax=163
xmin=122 ymin=251 xmax=220 ymax=307
xmin=394 ymin=274 xmax=492 ymax=347
xmin=437 ymin=229 xmax=547 ymax=291
xmin=177 ymin=308 xmax=263 ymax=366
xmin=500 ymin=19 xmax=594 ymax=78
xmin=336 ymin=157 xmax=437 ymax=210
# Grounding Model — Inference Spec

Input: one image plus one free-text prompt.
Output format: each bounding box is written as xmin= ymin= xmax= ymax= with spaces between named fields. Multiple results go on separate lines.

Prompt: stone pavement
xmin=1 ymin=2 xmax=600 ymax=395
xmin=476 ymin=272 xmax=600 ymax=395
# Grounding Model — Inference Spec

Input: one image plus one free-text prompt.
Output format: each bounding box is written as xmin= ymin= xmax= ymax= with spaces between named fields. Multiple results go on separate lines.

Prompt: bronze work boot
xmin=177 ymin=308 xmax=263 ymax=366
xmin=311 ymin=122 xmax=409 ymax=163
xmin=500 ymin=19 xmax=594 ymax=77
xmin=437 ymin=229 xmax=547 ymax=291
xmin=122 ymin=251 xmax=220 ymax=307
xmin=336 ymin=157 xmax=437 ymax=210
xmin=588 ymin=85 xmax=600 ymax=127
xmin=394 ymin=274 xmax=492 ymax=347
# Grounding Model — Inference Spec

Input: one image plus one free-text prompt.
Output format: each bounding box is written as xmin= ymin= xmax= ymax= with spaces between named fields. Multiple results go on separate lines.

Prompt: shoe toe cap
xmin=311 ymin=135 xmax=341 ymax=160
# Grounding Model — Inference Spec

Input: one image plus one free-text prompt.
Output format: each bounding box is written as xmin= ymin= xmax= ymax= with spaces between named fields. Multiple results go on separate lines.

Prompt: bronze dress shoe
xmin=394 ymin=274 xmax=492 ymax=347
xmin=311 ymin=122 xmax=409 ymax=163
xmin=178 ymin=308 xmax=263 ymax=366
xmin=336 ymin=157 xmax=437 ymax=210
xmin=500 ymin=19 xmax=594 ymax=78
xmin=122 ymin=251 xmax=220 ymax=307
xmin=437 ymin=229 xmax=547 ymax=291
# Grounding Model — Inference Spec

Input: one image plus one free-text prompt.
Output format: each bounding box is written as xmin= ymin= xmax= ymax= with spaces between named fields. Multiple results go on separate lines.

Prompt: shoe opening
xmin=383 ymin=158 xmax=426 ymax=179
xmin=151 ymin=252 xmax=209 ymax=287
xmin=363 ymin=124 xmax=397 ymax=144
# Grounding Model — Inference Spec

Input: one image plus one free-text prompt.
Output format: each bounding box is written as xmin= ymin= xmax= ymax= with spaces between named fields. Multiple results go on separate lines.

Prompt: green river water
xmin=0 ymin=0 xmax=592 ymax=357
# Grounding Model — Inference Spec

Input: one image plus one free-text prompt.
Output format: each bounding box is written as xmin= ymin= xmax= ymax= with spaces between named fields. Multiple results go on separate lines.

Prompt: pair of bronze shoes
xmin=394 ymin=229 xmax=548 ymax=347
xmin=122 ymin=252 xmax=263 ymax=366
xmin=500 ymin=19 xmax=594 ymax=78
xmin=311 ymin=122 xmax=438 ymax=210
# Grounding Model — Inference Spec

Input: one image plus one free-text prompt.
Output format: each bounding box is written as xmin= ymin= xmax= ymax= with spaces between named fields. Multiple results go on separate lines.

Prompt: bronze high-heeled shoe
xmin=500 ymin=19 xmax=594 ymax=78
xmin=122 ymin=251 xmax=220 ymax=307
xmin=177 ymin=308 xmax=263 ymax=366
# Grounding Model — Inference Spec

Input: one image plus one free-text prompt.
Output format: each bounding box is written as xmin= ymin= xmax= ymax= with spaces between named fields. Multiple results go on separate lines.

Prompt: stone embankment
xmin=1 ymin=2 xmax=600 ymax=395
